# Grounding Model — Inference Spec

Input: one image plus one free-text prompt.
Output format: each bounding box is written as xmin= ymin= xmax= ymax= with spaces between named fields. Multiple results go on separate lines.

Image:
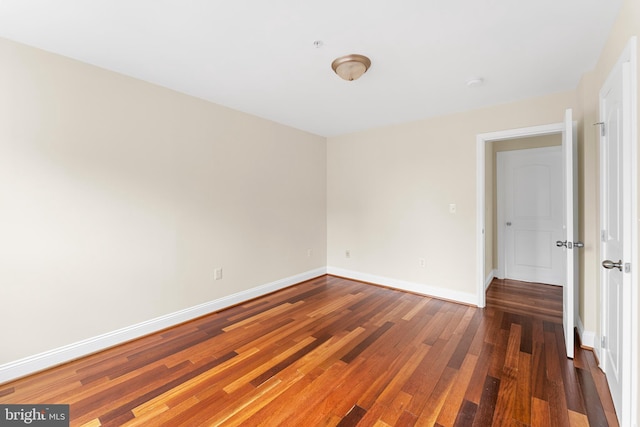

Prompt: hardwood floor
xmin=0 ymin=275 xmax=618 ymax=426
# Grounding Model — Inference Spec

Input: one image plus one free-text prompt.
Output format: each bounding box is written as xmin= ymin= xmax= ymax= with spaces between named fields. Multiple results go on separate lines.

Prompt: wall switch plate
xmin=449 ymin=203 xmax=457 ymax=214
xmin=214 ymin=268 xmax=223 ymax=280
xmin=345 ymin=249 xmax=351 ymax=258
xmin=307 ymin=249 xmax=312 ymax=257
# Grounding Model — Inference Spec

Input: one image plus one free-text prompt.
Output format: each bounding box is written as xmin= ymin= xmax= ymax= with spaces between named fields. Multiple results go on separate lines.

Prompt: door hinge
xmin=601 ymin=229 xmax=607 ymax=242
xmin=594 ymin=121 xmax=606 ymax=137
xmin=601 ymin=336 xmax=606 ymax=349
xmin=625 ymin=263 xmax=631 ymax=273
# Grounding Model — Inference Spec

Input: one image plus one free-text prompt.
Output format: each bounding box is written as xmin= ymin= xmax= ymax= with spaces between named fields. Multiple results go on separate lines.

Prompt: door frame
xmin=476 ymin=122 xmax=564 ymax=308
xmin=598 ymin=36 xmax=638 ymax=427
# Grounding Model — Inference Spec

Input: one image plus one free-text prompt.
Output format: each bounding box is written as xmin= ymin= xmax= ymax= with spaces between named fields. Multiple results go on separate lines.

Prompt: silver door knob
xmin=556 ymin=240 xmax=567 ymax=248
xmin=574 ymin=241 xmax=585 ymax=248
xmin=602 ymin=259 xmax=623 ymax=271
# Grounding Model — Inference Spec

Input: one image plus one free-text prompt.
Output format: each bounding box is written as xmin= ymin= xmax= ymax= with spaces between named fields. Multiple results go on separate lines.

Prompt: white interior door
xmin=599 ymin=54 xmax=631 ymax=422
xmin=562 ymin=108 xmax=577 ymax=359
xmin=499 ymin=147 xmax=564 ymax=285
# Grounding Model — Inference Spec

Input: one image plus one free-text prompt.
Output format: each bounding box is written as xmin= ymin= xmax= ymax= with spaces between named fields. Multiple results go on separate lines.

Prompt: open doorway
xmin=475 ymin=111 xmax=577 ymax=357
xmin=476 ymin=122 xmax=566 ymax=307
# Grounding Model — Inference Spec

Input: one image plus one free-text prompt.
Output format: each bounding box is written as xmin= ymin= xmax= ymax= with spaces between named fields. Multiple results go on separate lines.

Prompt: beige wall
xmin=0 ymin=37 xmax=327 ymax=364
xmin=327 ymin=91 xmax=576 ymax=296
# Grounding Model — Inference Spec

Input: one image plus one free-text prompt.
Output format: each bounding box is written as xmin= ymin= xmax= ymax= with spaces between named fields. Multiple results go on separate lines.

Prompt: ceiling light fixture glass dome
xmin=331 ymin=54 xmax=371 ymax=81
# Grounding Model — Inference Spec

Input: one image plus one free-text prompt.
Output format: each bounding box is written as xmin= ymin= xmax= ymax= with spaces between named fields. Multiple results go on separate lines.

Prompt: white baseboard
xmin=0 ymin=267 xmax=327 ymax=384
xmin=485 ymin=269 xmax=496 ymax=290
xmin=327 ymin=267 xmax=477 ymax=306
xmin=576 ymin=316 xmax=596 ymax=349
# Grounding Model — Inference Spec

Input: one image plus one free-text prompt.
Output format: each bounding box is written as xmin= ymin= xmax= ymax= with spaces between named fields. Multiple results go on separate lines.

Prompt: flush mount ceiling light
xmin=331 ymin=54 xmax=371 ymax=81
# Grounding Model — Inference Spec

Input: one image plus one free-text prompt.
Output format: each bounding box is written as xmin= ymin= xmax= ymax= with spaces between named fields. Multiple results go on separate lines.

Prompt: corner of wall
xmin=0 ymin=268 xmax=327 ymax=385
xmin=326 ymin=266 xmax=478 ymax=306
xmin=576 ymin=315 xmax=597 ymax=350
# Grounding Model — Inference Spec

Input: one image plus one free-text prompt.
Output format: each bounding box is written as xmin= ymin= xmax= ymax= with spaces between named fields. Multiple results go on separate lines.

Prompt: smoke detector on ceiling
xmin=466 ymin=77 xmax=485 ymax=87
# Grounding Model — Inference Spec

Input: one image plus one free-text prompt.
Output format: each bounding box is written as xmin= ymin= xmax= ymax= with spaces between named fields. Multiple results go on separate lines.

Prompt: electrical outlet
xmin=449 ymin=203 xmax=457 ymax=214
xmin=419 ymin=258 xmax=426 ymax=268
xmin=345 ymin=249 xmax=351 ymax=258
xmin=214 ymin=268 xmax=223 ymax=280
xmin=307 ymin=248 xmax=312 ymax=257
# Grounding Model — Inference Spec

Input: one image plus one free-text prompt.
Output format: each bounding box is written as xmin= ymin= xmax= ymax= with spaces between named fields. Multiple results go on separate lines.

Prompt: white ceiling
xmin=0 ymin=0 xmax=623 ymax=137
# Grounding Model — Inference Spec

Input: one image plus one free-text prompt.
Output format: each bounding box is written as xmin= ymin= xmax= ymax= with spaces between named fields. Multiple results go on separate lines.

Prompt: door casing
xmin=477 ymin=114 xmax=575 ymax=359
xmin=476 ymin=122 xmax=564 ymax=308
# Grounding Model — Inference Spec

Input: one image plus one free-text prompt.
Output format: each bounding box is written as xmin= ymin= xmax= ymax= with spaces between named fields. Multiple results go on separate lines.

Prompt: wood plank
xmin=0 ymin=275 xmax=619 ymax=426
xmin=340 ymin=321 xmax=394 ymax=363
xmin=435 ymin=353 xmax=478 ymax=426
xmin=532 ymin=396 xmax=551 ymax=427
xmin=473 ymin=375 xmax=501 ymax=426
xmin=514 ymin=351 xmax=532 ymax=424
xmin=224 ymin=335 xmax=318 ymax=392
xmin=532 ymin=341 xmax=548 ymax=400
xmin=568 ymin=409 xmax=591 ymax=427
xmin=378 ymin=390 xmax=412 ymax=426
xmin=335 ymin=405 xmax=367 ymax=427
xmin=490 ymin=323 xmax=521 ymax=425
xmin=453 ymin=399 xmax=478 ymax=427
xmin=575 ymin=366 xmax=609 ymax=426
xmin=415 ymin=366 xmax=457 ymax=426
xmin=464 ymin=341 xmax=495 ymax=404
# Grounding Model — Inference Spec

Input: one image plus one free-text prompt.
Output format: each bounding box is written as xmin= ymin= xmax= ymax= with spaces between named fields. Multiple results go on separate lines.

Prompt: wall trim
xmin=485 ymin=269 xmax=496 ymax=290
xmin=576 ymin=316 xmax=596 ymax=349
xmin=327 ymin=267 xmax=477 ymax=306
xmin=0 ymin=267 xmax=327 ymax=384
